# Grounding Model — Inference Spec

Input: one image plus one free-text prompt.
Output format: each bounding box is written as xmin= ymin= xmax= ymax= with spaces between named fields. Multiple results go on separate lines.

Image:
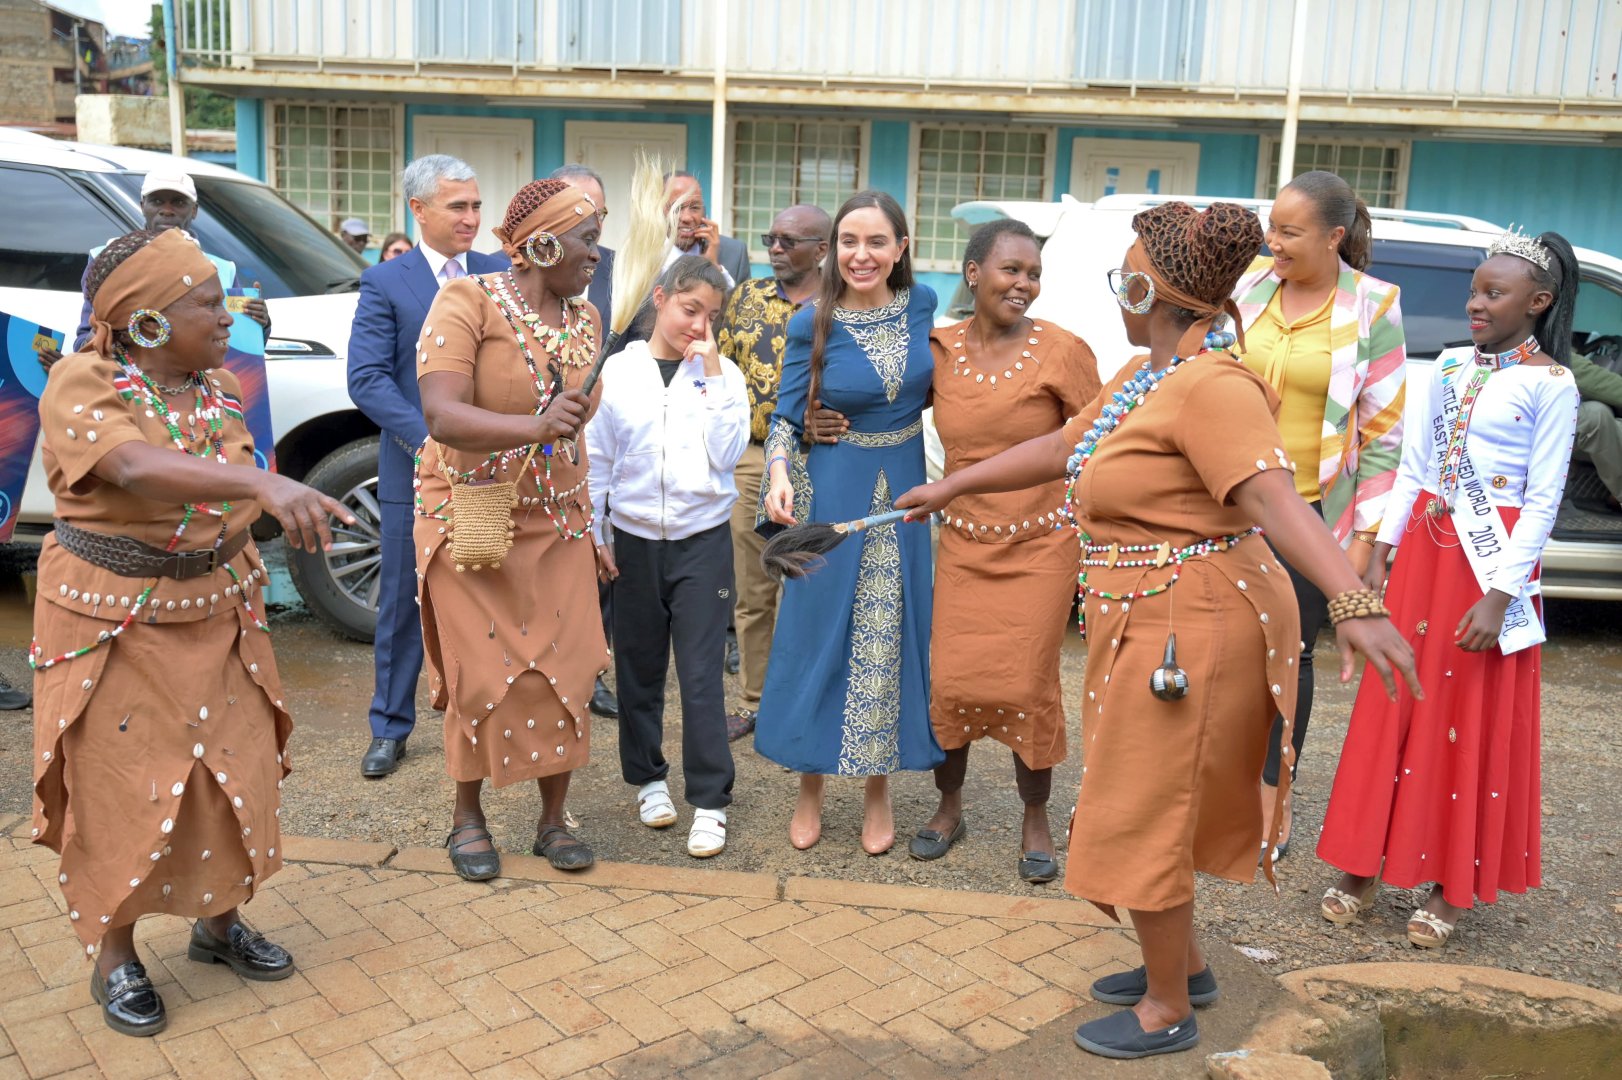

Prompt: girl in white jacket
xmin=586 ymin=256 xmax=751 ymax=857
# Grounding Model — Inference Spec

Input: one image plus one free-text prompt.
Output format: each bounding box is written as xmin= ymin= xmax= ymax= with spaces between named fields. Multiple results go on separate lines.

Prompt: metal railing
xmin=174 ymin=0 xmax=1622 ymax=104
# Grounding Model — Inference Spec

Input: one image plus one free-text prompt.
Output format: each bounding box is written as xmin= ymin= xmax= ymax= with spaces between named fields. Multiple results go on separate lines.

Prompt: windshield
xmin=104 ymin=172 xmax=366 ymax=298
xmin=1363 ymin=240 xmax=1484 ymax=361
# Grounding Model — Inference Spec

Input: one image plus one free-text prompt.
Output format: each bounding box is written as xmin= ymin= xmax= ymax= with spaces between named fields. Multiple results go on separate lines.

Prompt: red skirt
xmin=1317 ymin=491 xmax=1541 ymax=909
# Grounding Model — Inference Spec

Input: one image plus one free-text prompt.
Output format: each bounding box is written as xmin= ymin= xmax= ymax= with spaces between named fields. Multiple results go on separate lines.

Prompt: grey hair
xmin=550 ymin=163 xmax=605 ymax=188
xmin=402 ymin=154 xmax=476 ymax=204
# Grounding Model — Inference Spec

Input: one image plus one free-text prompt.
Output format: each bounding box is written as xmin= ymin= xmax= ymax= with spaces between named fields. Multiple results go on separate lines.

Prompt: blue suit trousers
xmin=368 ymin=500 xmax=423 ymax=740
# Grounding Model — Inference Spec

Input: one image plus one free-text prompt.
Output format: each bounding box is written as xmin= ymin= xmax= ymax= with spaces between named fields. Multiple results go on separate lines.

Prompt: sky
xmin=46 ymin=0 xmax=153 ymax=38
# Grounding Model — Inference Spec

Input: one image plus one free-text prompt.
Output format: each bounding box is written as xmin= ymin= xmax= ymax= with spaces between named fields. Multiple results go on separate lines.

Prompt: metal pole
xmin=1277 ymin=0 xmax=1311 ymax=191
xmin=711 ymin=0 xmax=729 ymax=230
xmin=163 ymin=0 xmax=185 ymax=156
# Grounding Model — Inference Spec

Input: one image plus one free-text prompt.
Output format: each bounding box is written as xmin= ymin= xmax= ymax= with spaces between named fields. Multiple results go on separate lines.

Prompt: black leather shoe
xmin=90 ymin=960 xmax=167 ymax=1036
xmin=0 ymin=676 xmax=30 ymax=711
xmin=908 ymin=818 xmax=967 ymax=861
xmin=361 ymin=736 xmax=407 ymax=778
xmin=188 ymin=920 xmax=295 ymax=981
xmin=446 ymin=822 xmax=501 ymax=881
xmin=725 ymin=631 xmax=740 ymax=675
xmin=589 ymin=677 xmax=619 ymax=719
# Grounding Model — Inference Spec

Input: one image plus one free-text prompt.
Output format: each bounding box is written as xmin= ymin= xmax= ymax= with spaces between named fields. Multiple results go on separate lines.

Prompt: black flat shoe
xmin=361 ymin=736 xmax=407 ymax=778
xmin=534 ymin=824 xmax=595 ymax=871
xmin=446 ymin=822 xmax=501 ymax=881
xmin=589 ymin=677 xmax=619 ymax=719
xmin=188 ymin=920 xmax=295 ymax=981
xmin=1090 ymin=965 xmax=1219 ymax=1006
xmin=907 ymin=818 xmax=966 ymax=861
xmin=90 ymin=960 xmax=167 ymax=1037
xmin=0 ymin=676 xmax=30 ymax=711
xmin=1018 ymin=850 xmax=1058 ymax=883
xmin=1073 ymin=1009 xmax=1199 ymax=1059
xmin=725 ymin=631 xmax=740 ymax=675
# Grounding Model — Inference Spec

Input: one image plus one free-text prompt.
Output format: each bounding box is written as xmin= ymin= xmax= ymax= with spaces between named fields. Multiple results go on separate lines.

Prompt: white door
xmin=1070 ymin=138 xmax=1201 ymax=199
xmin=563 ymin=121 xmax=687 ymax=251
xmin=411 ymin=116 xmax=533 ymax=254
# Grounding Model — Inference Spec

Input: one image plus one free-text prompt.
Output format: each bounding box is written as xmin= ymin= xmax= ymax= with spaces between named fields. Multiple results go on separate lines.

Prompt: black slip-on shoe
xmin=0 ymin=676 xmax=30 ymax=711
xmin=1089 ymin=964 xmax=1219 ymax=1006
xmin=361 ymin=736 xmax=407 ymax=778
xmin=589 ymin=678 xmax=620 ymax=719
xmin=907 ymin=818 xmax=967 ymax=861
xmin=90 ymin=960 xmax=167 ymax=1037
xmin=1073 ymin=1009 xmax=1199 ymax=1059
xmin=1018 ymin=850 xmax=1058 ymax=883
xmin=188 ymin=920 xmax=295 ymax=981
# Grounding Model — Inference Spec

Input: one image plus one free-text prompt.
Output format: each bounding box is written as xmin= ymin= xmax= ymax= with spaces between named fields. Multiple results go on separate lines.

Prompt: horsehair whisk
xmin=760 ymin=508 xmax=918 ymax=581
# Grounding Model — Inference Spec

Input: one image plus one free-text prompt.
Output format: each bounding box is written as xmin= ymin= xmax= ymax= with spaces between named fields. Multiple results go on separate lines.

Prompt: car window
xmin=0 ymin=164 xmax=132 ymax=291
xmin=103 ymin=173 xmax=367 ymax=299
xmin=1365 ymin=240 xmax=1484 ymax=361
xmin=1573 ymin=271 xmax=1622 ymax=368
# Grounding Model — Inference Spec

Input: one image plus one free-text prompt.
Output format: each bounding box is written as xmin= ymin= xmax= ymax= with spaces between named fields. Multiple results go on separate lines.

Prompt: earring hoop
xmin=524 ymin=232 xmax=563 ymax=269
xmin=1109 ymin=269 xmax=1155 ymax=315
xmin=127 ymin=309 xmax=171 ymax=348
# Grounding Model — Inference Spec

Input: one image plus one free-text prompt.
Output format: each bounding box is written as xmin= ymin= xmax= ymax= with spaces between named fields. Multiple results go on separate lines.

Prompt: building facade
xmin=2 ymin=0 xmax=154 ymax=134
xmin=171 ymin=0 xmax=1622 ymax=303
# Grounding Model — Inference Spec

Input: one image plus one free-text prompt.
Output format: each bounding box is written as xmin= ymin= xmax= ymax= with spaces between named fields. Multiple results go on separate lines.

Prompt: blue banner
xmin=0 ymin=312 xmax=61 ymax=542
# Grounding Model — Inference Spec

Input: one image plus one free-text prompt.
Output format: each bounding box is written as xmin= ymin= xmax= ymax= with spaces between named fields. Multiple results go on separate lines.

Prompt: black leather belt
xmin=54 ymin=519 xmax=250 ymax=580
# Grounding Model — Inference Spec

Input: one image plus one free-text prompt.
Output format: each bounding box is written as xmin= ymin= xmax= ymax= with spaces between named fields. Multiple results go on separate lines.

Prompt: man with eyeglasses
xmin=717 ymin=204 xmax=833 ymax=741
xmin=663 ymin=172 xmax=752 ymax=288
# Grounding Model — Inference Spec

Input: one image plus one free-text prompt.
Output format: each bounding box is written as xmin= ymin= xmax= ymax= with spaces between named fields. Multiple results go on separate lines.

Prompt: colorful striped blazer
xmin=1232 ymin=256 xmax=1407 ymax=546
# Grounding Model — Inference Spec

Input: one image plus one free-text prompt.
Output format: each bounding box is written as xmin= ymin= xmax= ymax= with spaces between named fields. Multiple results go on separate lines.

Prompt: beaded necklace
xmin=949 ymin=318 xmax=1045 ymax=388
xmin=29 ymin=350 xmax=269 ymax=672
xmin=1059 ymin=331 xmax=1237 ymax=636
xmin=1430 ymin=335 xmax=1537 ymax=519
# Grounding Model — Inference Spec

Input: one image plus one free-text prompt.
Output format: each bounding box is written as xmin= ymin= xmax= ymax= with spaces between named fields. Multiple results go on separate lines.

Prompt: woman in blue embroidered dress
xmin=760 ymin=191 xmax=942 ymax=856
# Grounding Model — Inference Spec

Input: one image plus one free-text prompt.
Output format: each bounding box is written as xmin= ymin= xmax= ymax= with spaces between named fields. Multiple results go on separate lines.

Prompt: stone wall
xmin=0 ymin=0 xmax=68 ymax=124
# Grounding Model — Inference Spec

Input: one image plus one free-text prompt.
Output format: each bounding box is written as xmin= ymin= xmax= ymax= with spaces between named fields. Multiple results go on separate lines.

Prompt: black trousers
xmin=611 ymin=523 xmax=735 ymax=809
xmin=1263 ymin=502 xmax=1331 ymax=787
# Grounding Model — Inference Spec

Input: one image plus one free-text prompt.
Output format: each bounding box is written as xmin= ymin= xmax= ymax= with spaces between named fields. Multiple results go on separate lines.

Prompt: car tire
xmin=287 ymin=436 xmax=384 ymax=642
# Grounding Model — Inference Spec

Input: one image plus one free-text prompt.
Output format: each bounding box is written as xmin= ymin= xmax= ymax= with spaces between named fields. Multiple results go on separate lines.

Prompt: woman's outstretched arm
xmin=894 ymin=428 xmax=1070 ymax=521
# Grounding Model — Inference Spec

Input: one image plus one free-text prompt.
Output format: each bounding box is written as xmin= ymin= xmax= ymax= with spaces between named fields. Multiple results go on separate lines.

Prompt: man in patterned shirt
xmin=718 ymin=204 xmax=831 ymax=740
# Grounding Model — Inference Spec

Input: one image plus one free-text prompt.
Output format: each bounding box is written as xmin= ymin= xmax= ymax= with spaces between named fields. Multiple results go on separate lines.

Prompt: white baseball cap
xmin=140 ymin=170 xmax=198 ymax=201
xmin=339 ymin=217 xmax=370 ymax=237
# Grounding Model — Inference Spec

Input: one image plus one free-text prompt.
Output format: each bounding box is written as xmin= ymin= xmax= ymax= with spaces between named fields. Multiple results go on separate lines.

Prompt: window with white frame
xmin=913 ymin=126 xmax=1051 ymax=268
xmin=269 ymin=102 xmax=398 ymax=237
xmin=1259 ymin=138 xmax=1408 ymax=208
xmin=731 ymin=118 xmax=864 ymax=244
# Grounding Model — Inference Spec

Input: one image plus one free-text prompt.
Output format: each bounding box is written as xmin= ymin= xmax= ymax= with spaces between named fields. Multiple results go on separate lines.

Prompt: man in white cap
xmin=338 ymin=217 xmax=371 ymax=255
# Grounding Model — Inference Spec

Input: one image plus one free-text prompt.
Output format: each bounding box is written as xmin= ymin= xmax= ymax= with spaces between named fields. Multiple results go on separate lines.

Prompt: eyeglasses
xmin=761 ymin=234 xmax=822 ymax=251
xmin=1107 ymin=268 xmax=1155 ymax=314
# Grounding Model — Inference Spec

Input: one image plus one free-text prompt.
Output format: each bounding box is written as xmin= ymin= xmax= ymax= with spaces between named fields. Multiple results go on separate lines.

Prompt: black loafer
xmin=361 ymin=736 xmax=407 ymax=778
xmin=1073 ymin=1009 xmax=1199 ymax=1059
xmin=188 ymin=920 xmax=295 ymax=981
xmin=446 ymin=822 xmax=501 ymax=881
xmin=1090 ymin=965 xmax=1219 ymax=1006
xmin=0 ymin=676 xmax=30 ymax=711
xmin=534 ymin=824 xmax=595 ymax=871
xmin=1018 ymin=850 xmax=1058 ymax=883
xmin=90 ymin=960 xmax=167 ymax=1037
xmin=908 ymin=819 xmax=967 ymax=861
xmin=589 ymin=678 xmax=619 ymax=719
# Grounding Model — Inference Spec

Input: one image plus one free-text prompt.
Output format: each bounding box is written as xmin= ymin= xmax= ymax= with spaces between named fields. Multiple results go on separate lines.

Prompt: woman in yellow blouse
xmin=1232 ymin=171 xmax=1407 ymax=858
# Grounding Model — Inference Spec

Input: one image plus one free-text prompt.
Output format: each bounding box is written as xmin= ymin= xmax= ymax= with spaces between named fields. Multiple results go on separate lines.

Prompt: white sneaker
xmin=636 ymin=781 xmax=678 ymax=828
xmin=688 ymin=808 xmax=727 ymax=858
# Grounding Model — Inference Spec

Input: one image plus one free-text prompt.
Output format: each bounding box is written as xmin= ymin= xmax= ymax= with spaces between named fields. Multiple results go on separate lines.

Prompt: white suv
xmin=0 ymin=130 xmax=383 ymax=637
xmin=933 ymin=193 xmax=1622 ymax=600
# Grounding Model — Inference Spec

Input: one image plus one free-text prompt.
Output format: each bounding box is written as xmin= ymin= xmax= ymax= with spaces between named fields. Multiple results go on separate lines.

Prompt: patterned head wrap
xmin=88 ymin=228 xmax=218 ymax=358
xmin=1127 ymin=202 xmax=1264 ymax=358
xmin=492 ymin=178 xmax=598 ymax=270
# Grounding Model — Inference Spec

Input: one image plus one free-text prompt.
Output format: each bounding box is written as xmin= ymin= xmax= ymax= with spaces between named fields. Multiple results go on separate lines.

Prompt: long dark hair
xmin=1528 ymin=231 xmax=1580 ymax=358
xmin=807 ymin=190 xmax=914 ymax=411
xmin=1282 ymin=170 xmax=1373 ymax=272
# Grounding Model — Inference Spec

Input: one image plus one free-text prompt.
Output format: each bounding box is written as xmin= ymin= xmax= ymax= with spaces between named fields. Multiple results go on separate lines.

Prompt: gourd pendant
xmin=1149 ymin=634 xmax=1190 ymax=701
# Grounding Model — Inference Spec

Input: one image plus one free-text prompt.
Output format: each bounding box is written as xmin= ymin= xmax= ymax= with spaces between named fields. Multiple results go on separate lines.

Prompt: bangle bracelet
xmin=1352 ymin=530 xmax=1378 ymax=545
xmin=769 ymin=454 xmax=789 ymax=470
xmin=1327 ymin=587 xmax=1390 ymax=624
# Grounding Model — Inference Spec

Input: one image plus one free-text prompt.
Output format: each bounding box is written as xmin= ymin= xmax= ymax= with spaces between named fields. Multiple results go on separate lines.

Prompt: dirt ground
xmin=1 ymin=542 xmax=1617 ymax=997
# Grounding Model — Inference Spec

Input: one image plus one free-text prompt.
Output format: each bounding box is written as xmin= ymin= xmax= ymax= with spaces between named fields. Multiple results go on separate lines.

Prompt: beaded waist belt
xmin=519 ymin=476 xmax=587 ymax=507
xmin=841 ymin=420 xmax=922 ymax=448
xmin=53 ymin=519 xmax=250 ymax=580
xmin=1082 ymin=528 xmax=1260 ymax=570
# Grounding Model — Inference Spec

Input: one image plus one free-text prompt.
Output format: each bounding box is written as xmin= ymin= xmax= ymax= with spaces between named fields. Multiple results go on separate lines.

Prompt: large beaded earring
xmin=127 ymin=309 xmax=171 ymax=349
xmin=524 ymin=232 xmax=564 ymax=269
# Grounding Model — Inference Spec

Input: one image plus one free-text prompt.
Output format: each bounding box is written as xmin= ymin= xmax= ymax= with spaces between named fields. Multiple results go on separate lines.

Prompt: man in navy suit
xmin=349 ymin=154 xmax=510 ymax=778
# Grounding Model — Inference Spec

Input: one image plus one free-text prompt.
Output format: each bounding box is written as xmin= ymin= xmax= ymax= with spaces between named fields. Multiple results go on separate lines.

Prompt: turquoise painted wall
xmin=1407 ymin=140 xmax=1622 ymax=256
xmin=1054 ymin=127 xmax=1259 ymax=199
xmin=233 ymin=98 xmax=265 ymax=180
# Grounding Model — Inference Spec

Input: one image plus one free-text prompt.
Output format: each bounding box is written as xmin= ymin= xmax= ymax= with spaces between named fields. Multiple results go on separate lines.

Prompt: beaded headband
xmin=1487 ymin=226 xmax=1552 ymax=273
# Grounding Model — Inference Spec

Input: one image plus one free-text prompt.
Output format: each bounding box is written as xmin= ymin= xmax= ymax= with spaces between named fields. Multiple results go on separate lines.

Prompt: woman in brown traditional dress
xmin=30 ymin=227 xmax=351 ymax=1036
xmin=909 ymin=220 xmax=1100 ymax=882
xmin=897 ymin=202 xmax=1419 ymax=1060
xmin=416 ymin=178 xmax=608 ymax=879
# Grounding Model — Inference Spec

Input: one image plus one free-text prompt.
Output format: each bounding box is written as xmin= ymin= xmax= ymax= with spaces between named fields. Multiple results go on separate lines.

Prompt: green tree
xmin=147 ymin=2 xmax=236 ymax=131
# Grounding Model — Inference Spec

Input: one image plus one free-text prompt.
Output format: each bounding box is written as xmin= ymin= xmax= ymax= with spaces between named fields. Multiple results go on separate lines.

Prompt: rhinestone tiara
xmin=1488 ymin=225 xmax=1552 ymax=273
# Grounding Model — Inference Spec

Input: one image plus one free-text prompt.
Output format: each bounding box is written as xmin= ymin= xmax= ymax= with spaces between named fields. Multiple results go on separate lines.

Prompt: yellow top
xmin=1240 ymin=287 xmax=1335 ymax=500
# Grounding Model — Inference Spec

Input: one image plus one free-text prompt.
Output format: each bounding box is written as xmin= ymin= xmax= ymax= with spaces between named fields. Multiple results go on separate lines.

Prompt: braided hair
xmin=502 ymin=177 xmax=573 ymax=237
xmin=1527 ymin=231 xmax=1580 ymax=358
xmin=961 ymin=219 xmax=1038 ymax=286
xmin=1131 ymin=202 xmax=1264 ymax=317
xmin=86 ymin=229 xmax=161 ymax=305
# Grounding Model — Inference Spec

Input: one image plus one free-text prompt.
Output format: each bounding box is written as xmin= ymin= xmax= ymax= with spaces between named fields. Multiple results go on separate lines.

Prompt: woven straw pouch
xmin=446 ymin=443 xmax=539 ymax=571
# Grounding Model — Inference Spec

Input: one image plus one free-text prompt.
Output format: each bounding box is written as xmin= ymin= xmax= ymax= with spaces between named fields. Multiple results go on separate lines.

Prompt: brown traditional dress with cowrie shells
xmin=30 ymin=354 xmax=289 ymax=956
xmin=929 ymin=319 xmax=1101 ymax=768
xmin=1062 ymin=351 xmax=1300 ymax=913
xmin=414 ymin=276 xmax=608 ymax=786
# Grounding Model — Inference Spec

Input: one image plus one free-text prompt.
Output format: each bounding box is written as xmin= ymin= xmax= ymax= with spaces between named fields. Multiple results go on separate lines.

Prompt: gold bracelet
xmin=1352 ymin=530 xmax=1378 ymax=545
xmin=1327 ymin=587 xmax=1389 ymax=624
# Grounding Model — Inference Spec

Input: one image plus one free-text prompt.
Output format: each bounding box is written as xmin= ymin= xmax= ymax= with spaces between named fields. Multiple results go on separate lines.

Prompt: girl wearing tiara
xmin=1316 ymin=229 xmax=1581 ymax=947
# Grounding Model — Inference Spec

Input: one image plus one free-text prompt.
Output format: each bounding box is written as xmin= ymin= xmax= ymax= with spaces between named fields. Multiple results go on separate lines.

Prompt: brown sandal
xmin=533 ymin=824 xmax=595 ymax=871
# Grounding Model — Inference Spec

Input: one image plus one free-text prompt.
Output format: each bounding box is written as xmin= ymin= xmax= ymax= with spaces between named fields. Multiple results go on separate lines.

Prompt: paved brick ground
xmin=0 ymin=819 xmax=1145 ymax=1079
